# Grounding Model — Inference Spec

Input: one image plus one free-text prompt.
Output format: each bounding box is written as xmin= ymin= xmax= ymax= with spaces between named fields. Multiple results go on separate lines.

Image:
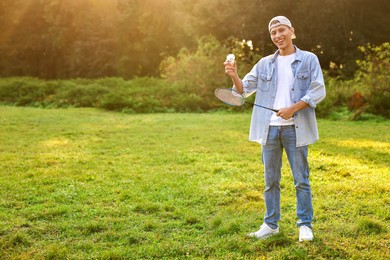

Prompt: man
xmin=224 ymin=16 xmax=326 ymax=242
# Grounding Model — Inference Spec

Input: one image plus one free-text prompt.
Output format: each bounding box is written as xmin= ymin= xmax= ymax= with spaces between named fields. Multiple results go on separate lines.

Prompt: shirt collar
xmin=270 ymin=46 xmax=303 ymax=63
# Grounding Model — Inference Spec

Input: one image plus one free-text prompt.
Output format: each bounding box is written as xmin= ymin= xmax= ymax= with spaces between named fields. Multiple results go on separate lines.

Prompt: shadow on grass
xmin=320 ymin=140 xmax=390 ymax=170
xmin=307 ymin=237 xmax=351 ymax=259
xmin=248 ymin=232 xmax=350 ymax=259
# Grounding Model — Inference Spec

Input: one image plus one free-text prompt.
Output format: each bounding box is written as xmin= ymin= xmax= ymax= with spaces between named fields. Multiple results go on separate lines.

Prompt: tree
xmin=0 ymin=0 xmax=388 ymax=78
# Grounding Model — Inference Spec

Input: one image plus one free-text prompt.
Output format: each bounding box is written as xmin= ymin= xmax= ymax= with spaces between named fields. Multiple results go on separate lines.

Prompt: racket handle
xmin=251 ymin=103 xmax=278 ymax=113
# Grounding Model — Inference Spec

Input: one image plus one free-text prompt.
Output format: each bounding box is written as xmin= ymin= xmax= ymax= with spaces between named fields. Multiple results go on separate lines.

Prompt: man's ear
xmin=291 ymin=27 xmax=296 ymax=39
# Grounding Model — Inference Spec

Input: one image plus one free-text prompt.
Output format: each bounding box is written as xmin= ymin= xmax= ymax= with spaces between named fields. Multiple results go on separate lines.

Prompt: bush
xmin=0 ymin=40 xmax=388 ymax=117
xmin=160 ymin=35 xmax=234 ymax=111
xmin=355 ymin=42 xmax=390 ymax=118
xmin=316 ymin=73 xmax=355 ymax=118
xmin=55 ymin=83 xmax=111 ymax=107
xmin=0 ymin=77 xmax=56 ymax=106
xmin=100 ymin=91 xmax=132 ymax=111
xmin=317 ymin=43 xmax=389 ymax=120
xmin=160 ymin=35 xmax=264 ymax=112
xmin=0 ymin=77 xmax=183 ymax=112
xmin=98 ymin=77 xmax=186 ymax=113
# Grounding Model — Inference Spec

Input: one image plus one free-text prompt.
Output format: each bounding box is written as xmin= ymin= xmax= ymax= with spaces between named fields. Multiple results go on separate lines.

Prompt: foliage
xmin=354 ymin=42 xmax=390 ymax=118
xmin=0 ymin=107 xmax=389 ymax=258
xmin=160 ymin=35 xmax=230 ymax=108
xmin=315 ymin=73 xmax=355 ymax=118
xmin=0 ymin=77 xmax=57 ymax=106
xmin=309 ymin=43 xmax=390 ymax=120
xmin=0 ymin=41 xmax=388 ymax=117
xmin=0 ymin=0 xmax=389 ymax=79
xmin=55 ymin=83 xmax=111 ymax=108
xmin=160 ymin=35 xmax=263 ymax=111
xmin=0 ymin=76 xmax=216 ymax=113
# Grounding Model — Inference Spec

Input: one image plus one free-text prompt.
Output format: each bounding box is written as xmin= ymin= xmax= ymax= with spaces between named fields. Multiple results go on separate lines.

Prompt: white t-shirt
xmin=269 ymin=53 xmax=296 ymax=126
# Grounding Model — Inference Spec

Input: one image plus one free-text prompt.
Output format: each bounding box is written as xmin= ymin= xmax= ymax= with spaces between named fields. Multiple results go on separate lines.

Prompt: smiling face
xmin=270 ymin=24 xmax=295 ymax=55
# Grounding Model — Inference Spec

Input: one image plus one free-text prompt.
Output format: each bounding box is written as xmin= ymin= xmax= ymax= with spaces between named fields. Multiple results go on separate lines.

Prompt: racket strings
xmin=214 ymin=89 xmax=245 ymax=106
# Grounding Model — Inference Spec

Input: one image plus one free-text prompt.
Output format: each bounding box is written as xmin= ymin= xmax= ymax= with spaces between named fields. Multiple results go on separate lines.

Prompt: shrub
xmin=0 ymin=77 xmax=56 ymax=106
xmin=316 ymin=73 xmax=355 ymax=118
xmin=54 ymin=83 xmax=111 ymax=107
xmin=170 ymin=93 xmax=205 ymax=112
xmin=100 ymin=91 xmax=132 ymax=111
xmin=160 ymin=35 xmax=233 ymax=110
xmin=99 ymin=77 xmax=181 ymax=113
xmin=0 ymin=40 xmax=387 ymax=118
xmin=355 ymin=42 xmax=390 ymax=118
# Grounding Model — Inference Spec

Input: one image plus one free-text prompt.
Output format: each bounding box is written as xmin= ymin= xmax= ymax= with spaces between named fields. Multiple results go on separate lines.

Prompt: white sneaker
xmin=299 ymin=226 xmax=314 ymax=242
xmin=247 ymin=223 xmax=279 ymax=239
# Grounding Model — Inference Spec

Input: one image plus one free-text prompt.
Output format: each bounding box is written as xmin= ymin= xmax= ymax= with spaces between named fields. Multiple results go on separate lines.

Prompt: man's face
xmin=270 ymin=25 xmax=295 ymax=51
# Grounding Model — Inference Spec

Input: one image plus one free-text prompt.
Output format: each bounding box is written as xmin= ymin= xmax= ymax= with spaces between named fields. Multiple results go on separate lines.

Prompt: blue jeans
xmin=261 ymin=125 xmax=313 ymax=229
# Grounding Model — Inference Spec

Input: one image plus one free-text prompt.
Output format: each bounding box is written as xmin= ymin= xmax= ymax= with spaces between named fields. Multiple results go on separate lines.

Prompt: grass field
xmin=0 ymin=106 xmax=389 ymax=259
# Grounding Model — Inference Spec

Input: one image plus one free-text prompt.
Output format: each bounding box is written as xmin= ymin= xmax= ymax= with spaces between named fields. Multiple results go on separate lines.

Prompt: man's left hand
xmin=276 ymin=107 xmax=295 ymax=120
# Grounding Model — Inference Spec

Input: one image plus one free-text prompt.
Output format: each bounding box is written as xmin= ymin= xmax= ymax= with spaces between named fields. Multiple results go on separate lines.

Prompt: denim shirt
xmin=234 ymin=46 xmax=326 ymax=147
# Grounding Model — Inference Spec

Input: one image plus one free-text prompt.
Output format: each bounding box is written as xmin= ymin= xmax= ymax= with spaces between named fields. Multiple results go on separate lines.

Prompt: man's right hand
xmin=224 ymin=60 xmax=244 ymax=94
xmin=224 ymin=60 xmax=237 ymax=78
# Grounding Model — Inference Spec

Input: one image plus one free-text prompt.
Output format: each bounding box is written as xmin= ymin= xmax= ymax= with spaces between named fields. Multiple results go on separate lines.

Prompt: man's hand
xmin=276 ymin=107 xmax=295 ymax=120
xmin=223 ymin=60 xmax=244 ymax=94
xmin=224 ymin=60 xmax=237 ymax=78
xmin=276 ymin=101 xmax=310 ymax=119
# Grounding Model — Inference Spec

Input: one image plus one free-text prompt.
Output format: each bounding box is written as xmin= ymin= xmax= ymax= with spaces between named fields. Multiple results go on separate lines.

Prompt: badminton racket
xmin=214 ymin=88 xmax=278 ymax=113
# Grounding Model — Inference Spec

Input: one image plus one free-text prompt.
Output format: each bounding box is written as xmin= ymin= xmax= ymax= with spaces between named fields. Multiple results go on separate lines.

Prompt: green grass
xmin=0 ymin=106 xmax=389 ymax=259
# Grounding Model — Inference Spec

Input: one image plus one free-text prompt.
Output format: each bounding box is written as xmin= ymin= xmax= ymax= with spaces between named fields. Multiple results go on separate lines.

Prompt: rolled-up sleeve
xmin=233 ymin=64 xmax=258 ymax=98
xmin=300 ymin=56 xmax=326 ymax=108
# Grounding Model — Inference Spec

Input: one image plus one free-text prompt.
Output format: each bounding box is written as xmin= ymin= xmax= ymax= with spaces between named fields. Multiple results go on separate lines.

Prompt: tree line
xmin=0 ymin=0 xmax=389 ymax=79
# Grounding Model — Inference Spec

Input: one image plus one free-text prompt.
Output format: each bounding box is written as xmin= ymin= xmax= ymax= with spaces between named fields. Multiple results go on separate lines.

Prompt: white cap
xmin=268 ymin=16 xmax=292 ymax=32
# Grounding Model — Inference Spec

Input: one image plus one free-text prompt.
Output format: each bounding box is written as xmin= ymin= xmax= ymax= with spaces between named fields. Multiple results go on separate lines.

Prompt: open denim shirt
xmin=233 ymin=46 xmax=326 ymax=147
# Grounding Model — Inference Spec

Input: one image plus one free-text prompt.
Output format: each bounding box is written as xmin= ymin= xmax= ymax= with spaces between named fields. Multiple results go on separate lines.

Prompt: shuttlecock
xmin=226 ymin=54 xmax=235 ymax=64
